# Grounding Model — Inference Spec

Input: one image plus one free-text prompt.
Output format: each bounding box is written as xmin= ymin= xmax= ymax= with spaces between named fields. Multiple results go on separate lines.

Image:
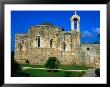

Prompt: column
xmin=77 ymin=21 xmax=80 ymax=31
xmin=71 ymin=21 xmax=74 ymax=31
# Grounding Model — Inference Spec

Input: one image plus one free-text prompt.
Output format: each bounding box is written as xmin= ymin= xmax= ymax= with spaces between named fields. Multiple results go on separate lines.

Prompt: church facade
xmin=14 ymin=12 xmax=100 ymax=68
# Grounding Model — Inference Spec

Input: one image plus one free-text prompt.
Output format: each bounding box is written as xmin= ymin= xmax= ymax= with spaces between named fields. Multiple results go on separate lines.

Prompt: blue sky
xmin=11 ymin=11 xmax=100 ymax=51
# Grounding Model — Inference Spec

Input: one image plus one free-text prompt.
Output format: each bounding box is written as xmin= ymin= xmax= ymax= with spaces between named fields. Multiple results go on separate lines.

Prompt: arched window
xmin=61 ymin=42 xmax=66 ymax=51
xmin=50 ymin=39 xmax=53 ymax=48
xmin=18 ymin=43 xmax=22 ymax=51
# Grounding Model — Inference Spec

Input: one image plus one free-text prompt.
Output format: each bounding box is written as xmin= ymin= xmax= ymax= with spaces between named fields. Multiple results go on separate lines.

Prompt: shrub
xmin=45 ymin=57 xmax=60 ymax=72
xmin=95 ymin=68 xmax=100 ymax=77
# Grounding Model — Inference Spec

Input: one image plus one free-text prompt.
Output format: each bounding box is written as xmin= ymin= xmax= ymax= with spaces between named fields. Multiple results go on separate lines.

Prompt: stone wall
xmin=14 ymin=25 xmax=100 ymax=68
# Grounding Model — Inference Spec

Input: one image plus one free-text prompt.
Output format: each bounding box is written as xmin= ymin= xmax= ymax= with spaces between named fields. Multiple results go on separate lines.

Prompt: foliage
xmin=61 ymin=28 xmax=65 ymax=31
xmin=45 ymin=57 xmax=60 ymax=71
xmin=95 ymin=68 xmax=100 ymax=77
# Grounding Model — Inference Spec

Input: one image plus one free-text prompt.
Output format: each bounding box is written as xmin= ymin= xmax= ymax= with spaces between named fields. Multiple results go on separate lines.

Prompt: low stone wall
xmin=15 ymin=46 xmax=100 ymax=68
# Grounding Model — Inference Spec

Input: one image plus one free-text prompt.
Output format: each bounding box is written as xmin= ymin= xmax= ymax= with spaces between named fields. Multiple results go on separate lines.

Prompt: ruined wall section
xmin=75 ymin=44 xmax=100 ymax=68
xmin=14 ymin=34 xmax=30 ymax=63
xmin=14 ymin=25 xmax=100 ymax=68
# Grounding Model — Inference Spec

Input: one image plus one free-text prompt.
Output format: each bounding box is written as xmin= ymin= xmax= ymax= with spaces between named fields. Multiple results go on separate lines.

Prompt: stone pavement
xmin=82 ymin=69 xmax=96 ymax=77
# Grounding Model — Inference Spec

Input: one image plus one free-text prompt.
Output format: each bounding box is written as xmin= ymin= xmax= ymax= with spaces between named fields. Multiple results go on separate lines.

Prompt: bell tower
xmin=70 ymin=11 xmax=80 ymax=32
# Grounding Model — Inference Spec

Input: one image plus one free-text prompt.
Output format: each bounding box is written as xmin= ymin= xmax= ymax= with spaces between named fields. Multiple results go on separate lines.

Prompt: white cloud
xmin=92 ymin=28 xmax=100 ymax=34
xmin=82 ymin=31 xmax=92 ymax=37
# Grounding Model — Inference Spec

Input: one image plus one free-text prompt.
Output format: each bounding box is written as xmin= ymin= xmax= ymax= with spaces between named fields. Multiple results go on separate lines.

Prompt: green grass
xmin=59 ymin=65 xmax=92 ymax=70
xmin=17 ymin=69 xmax=85 ymax=77
xmin=16 ymin=64 xmax=88 ymax=77
xmin=20 ymin=64 xmax=92 ymax=70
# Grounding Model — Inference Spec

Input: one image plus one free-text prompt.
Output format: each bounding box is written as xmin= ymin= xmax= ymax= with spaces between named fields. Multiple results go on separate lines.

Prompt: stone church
xmin=14 ymin=12 xmax=100 ymax=68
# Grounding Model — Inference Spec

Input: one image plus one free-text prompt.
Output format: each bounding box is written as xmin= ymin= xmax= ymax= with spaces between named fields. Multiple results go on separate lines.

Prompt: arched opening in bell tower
xmin=73 ymin=18 xmax=78 ymax=30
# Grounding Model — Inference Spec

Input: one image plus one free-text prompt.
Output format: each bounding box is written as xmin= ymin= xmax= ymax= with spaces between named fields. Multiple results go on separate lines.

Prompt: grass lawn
xmin=15 ymin=64 xmax=90 ymax=77
xmin=20 ymin=64 xmax=92 ymax=70
xmin=59 ymin=65 xmax=92 ymax=70
xmin=16 ymin=69 xmax=85 ymax=77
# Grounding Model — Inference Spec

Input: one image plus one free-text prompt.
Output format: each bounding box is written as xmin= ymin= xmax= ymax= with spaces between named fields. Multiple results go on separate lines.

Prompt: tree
xmin=11 ymin=51 xmax=21 ymax=76
xmin=61 ymin=28 xmax=65 ymax=31
xmin=95 ymin=68 xmax=100 ymax=77
xmin=45 ymin=57 xmax=60 ymax=71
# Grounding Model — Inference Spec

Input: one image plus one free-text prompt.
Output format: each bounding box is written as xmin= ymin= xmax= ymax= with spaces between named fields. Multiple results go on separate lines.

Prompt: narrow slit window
xmin=37 ymin=36 xmax=40 ymax=48
xmin=50 ymin=39 xmax=53 ymax=48
xmin=62 ymin=42 xmax=66 ymax=51
xmin=18 ymin=43 xmax=22 ymax=51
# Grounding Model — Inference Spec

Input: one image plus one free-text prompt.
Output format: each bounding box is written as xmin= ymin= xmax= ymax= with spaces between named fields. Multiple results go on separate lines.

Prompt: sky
xmin=11 ymin=11 xmax=100 ymax=51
